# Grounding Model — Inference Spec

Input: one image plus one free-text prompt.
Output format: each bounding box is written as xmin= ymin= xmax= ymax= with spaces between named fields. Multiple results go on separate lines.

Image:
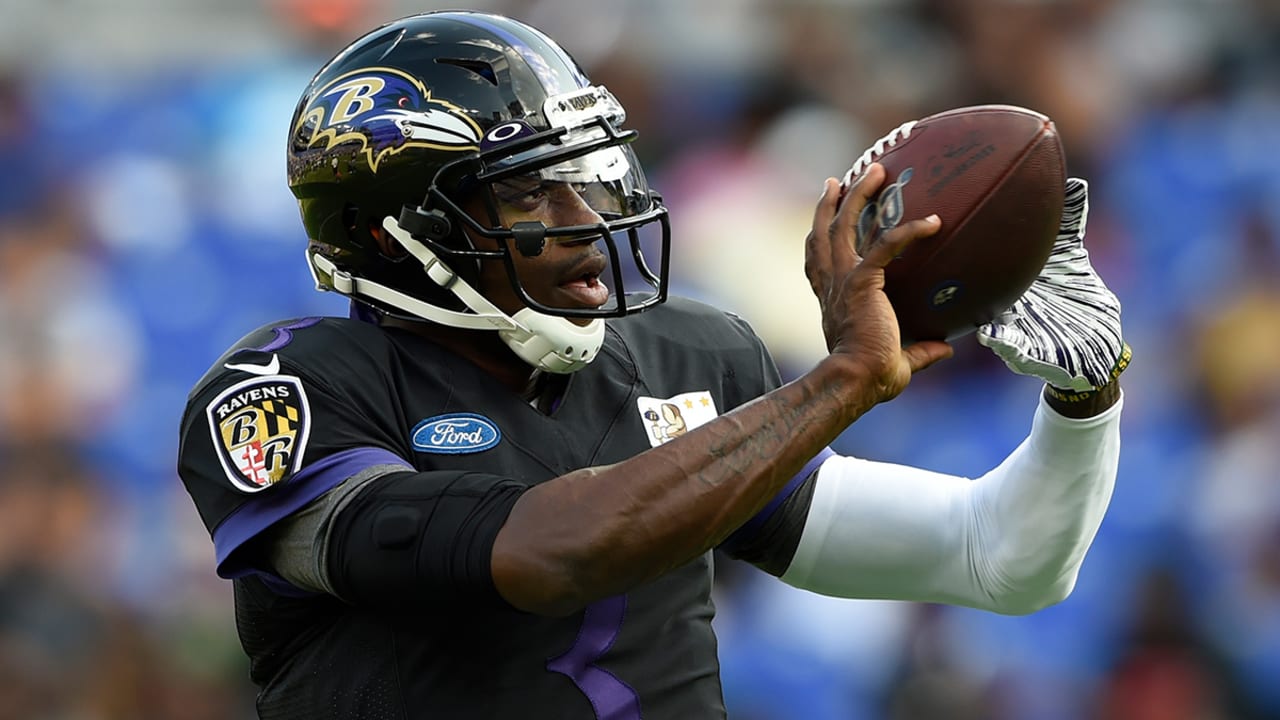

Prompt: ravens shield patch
xmin=205 ymin=374 xmax=312 ymax=493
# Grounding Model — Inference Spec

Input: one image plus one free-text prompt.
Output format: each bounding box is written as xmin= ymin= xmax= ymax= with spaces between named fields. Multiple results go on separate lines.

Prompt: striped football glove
xmin=977 ymin=178 xmax=1129 ymax=393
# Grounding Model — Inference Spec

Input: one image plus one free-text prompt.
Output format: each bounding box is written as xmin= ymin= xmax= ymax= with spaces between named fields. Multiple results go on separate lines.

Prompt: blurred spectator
xmin=1188 ymin=287 xmax=1280 ymax=717
xmin=0 ymin=441 xmax=255 ymax=718
xmin=0 ymin=443 xmax=107 ymax=720
xmin=0 ymin=193 xmax=141 ymax=445
xmin=1096 ymin=568 xmax=1239 ymax=720
xmin=0 ymin=72 xmax=51 ymax=221
xmin=881 ymin=604 xmax=1003 ymax=720
xmin=0 ymin=71 xmax=141 ymax=446
xmin=659 ymin=79 xmax=864 ymax=377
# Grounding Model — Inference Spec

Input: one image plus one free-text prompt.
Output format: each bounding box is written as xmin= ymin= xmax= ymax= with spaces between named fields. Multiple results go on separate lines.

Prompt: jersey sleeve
xmin=177 ymin=349 xmax=416 ymax=584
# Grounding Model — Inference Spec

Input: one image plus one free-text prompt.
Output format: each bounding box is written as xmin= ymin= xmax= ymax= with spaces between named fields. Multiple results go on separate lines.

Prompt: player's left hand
xmin=977 ymin=178 xmax=1129 ymax=391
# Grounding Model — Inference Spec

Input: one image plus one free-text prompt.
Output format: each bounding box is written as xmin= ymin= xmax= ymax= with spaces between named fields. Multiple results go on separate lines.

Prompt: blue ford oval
xmin=411 ymin=413 xmax=502 ymax=454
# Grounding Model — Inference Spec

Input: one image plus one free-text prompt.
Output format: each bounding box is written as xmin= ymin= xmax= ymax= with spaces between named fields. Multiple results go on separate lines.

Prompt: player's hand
xmin=977 ymin=178 xmax=1129 ymax=392
xmin=805 ymin=163 xmax=953 ymax=403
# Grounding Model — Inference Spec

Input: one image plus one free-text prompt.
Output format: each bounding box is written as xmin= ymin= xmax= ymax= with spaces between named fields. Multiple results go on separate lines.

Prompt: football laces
xmin=841 ymin=120 xmax=918 ymax=187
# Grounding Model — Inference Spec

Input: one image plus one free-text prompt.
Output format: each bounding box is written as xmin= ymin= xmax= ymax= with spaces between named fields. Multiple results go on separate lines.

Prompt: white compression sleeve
xmin=780 ymin=392 xmax=1122 ymax=615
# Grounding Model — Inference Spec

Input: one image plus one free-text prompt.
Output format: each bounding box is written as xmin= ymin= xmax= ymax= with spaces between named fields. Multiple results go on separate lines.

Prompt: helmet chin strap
xmin=314 ymin=217 xmax=603 ymax=374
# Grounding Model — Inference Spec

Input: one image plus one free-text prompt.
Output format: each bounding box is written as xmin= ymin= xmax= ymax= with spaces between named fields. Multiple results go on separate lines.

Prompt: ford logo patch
xmin=411 ymin=414 xmax=502 ymax=454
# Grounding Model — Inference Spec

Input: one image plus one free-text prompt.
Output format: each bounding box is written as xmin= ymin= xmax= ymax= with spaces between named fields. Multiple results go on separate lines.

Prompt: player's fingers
xmin=901 ymin=340 xmax=954 ymax=373
xmin=809 ymin=177 xmax=840 ymax=248
xmin=805 ymin=178 xmax=840 ymax=291
xmin=837 ymin=163 xmax=886 ymax=227
xmin=832 ymin=163 xmax=887 ymax=262
xmin=861 ymin=213 xmax=941 ymax=269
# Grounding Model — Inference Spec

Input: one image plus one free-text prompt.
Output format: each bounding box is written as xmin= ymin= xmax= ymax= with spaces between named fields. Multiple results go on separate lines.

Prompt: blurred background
xmin=1 ymin=0 xmax=1278 ymax=717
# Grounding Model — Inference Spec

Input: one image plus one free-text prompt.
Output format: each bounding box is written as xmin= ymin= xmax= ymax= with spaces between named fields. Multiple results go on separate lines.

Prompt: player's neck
xmin=381 ymin=316 xmax=536 ymax=395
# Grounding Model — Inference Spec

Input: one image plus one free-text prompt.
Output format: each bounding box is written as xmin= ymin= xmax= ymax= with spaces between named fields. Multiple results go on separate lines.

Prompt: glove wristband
xmin=1044 ymin=343 xmax=1132 ymax=403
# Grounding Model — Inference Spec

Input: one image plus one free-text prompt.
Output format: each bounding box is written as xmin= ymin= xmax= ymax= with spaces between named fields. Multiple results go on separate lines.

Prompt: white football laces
xmin=841 ymin=120 xmax=918 ymax=187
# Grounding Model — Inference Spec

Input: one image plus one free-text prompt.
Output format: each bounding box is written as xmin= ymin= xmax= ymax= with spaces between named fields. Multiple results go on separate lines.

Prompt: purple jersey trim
xmin=253 ymin=317 xmax=323 ymax=353
xmin=721 ymin=446 xmax=835 ymax=550
xmin=212 ymin=446 xmax=412 ymax=580
xmin=546 ymin=595 xmax=642 ymax=719
xmin=256 ymin=571 xmax=320 ymax=598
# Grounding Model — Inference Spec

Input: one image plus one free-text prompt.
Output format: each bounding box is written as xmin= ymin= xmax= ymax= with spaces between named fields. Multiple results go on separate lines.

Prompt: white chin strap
xmin=308 ymin=216 xmax=605 ymax=374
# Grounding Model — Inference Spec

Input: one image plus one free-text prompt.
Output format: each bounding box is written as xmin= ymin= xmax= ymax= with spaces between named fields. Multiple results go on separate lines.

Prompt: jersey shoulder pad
xmin=608 ymin=295 xmax=780 ymax=403
xmin=613 ymin=295 xmax=766 ymax=351
xmin=189 ymin=317 xmax=392 ymax=396
xmin=179 ymin=317 xmax=401 ymax=496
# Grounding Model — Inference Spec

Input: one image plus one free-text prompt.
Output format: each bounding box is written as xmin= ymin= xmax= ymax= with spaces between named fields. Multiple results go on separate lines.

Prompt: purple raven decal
xmin=296 ymin=67 xmax=481 ymax=172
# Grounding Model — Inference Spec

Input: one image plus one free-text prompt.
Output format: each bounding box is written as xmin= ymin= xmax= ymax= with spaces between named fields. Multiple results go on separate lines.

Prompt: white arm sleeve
xmin=780 ymin=391 xmax=1122 ymax=615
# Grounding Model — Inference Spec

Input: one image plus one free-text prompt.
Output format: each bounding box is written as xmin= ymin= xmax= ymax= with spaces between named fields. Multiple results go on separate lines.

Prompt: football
xmin=843 ymin=104 xmax=1066 ymax=343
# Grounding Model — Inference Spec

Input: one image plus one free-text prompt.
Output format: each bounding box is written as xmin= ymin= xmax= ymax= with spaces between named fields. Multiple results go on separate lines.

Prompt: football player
xmin=177 ymin=11 xmax=1128 ymax=719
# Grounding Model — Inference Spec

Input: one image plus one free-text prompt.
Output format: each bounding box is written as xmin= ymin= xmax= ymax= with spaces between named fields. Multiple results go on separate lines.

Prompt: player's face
xmin=468 ymin=175 xmax=611 ymax=326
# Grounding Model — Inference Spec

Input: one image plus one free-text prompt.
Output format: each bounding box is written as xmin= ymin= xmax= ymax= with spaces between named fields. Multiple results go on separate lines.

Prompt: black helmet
xmin=287 ymin=11 xmax=670 ymax=373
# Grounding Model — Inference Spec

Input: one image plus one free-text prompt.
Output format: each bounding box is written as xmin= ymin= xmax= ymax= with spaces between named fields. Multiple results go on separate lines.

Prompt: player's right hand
xmin=804 ymin=163 xmax=953 ymax=404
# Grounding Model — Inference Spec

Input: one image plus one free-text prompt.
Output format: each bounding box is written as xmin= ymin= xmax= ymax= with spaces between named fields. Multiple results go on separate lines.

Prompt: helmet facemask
xmin=379 ymin=86 xmax=671 ymax=372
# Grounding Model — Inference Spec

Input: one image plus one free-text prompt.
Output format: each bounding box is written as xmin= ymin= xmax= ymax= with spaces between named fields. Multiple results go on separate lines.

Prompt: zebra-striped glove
xmin=977 ymin=179 xmax=1129 ymax=393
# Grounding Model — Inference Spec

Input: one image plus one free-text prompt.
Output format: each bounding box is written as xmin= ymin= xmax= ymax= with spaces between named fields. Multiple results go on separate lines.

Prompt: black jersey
xmin=177 ymin=297 xmax=817 ymax=720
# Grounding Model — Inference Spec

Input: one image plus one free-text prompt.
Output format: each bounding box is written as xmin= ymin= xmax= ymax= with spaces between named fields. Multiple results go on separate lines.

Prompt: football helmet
xmin=287 ymin=11 xmax=670 ymax=373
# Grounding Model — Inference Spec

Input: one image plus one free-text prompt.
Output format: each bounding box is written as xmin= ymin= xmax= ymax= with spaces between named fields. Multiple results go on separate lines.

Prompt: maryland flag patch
xmin=205 ymin=374 xmax=312 ymax=493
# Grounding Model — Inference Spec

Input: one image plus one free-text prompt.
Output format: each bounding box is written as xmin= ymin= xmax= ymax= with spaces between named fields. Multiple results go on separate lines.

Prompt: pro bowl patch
xmin=637 ymin=391 xmax=719 ymax=448
xmin=412 ymin=414 xmax=501 ymax=454
xmin=206 ymin=375 xmax=311 ymax=493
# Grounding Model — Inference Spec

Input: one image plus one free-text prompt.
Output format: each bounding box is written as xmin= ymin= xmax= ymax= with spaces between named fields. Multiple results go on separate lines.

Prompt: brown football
xmin=844 ymin=104 xmax=1065 ymax=343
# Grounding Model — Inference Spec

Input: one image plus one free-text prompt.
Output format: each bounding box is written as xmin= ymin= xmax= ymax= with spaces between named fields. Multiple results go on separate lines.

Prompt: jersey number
xmin=546 ymin=595 xmax=641 ymax=719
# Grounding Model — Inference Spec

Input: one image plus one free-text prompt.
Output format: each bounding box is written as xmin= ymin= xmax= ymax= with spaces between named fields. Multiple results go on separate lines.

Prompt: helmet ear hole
xmin=340 ymin=203 xmax=402 ymax=259
xmin=369 ymin=220 xmax=408 ymax=260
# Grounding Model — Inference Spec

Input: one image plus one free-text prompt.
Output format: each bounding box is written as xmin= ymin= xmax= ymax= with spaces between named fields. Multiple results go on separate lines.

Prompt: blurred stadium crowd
xmin=1 ymin=0 xmax=1278 ymax=718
